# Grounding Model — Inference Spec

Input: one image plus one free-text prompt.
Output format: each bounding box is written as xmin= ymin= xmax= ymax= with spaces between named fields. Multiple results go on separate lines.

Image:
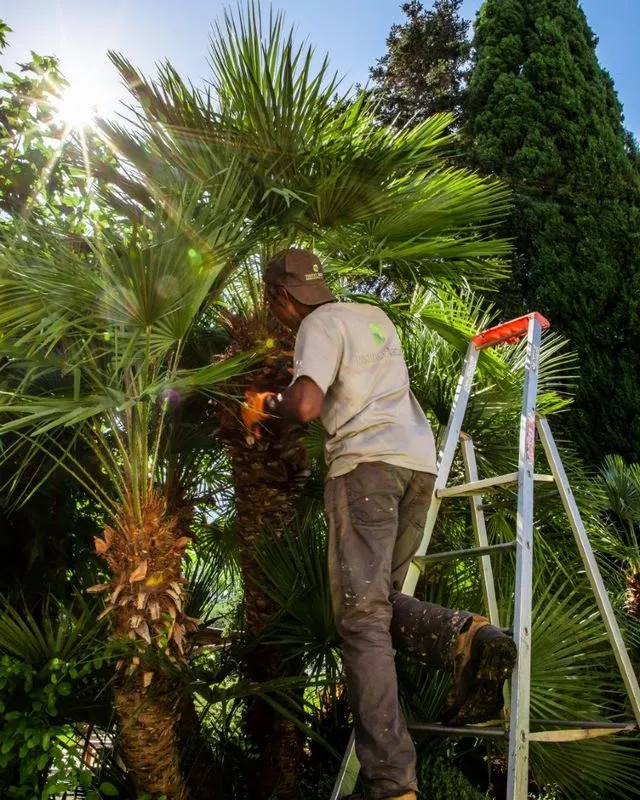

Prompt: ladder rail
xmin=506 ymin=314 xmax=542 ymax=800
xmin=404 ymin=342 xmax=480 ymax=596
xmin=329 ymin=731 xmax=358 ymax=800
xmin=462 ymin=435 xmax=502 ymax=626
xmin=460 ymin=433 xmax=515 ymax=717
xmin=537 ymin=416 xmax=640 ymax=725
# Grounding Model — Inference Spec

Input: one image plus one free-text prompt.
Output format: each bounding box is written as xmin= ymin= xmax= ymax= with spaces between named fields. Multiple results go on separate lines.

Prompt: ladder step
xmin=415 ymin=541 xmax=516 ymax=566
xmin=530 ymin=718 xmax=634 ymax=729
xmin=437 ymin=473 xmax=555 ymax=498
xmin=408 ymin=720 xmax=636 ymax=742
xmin=408 ymin=722 xmax=505 ymax=738
xmin=529 ymin=718 xmax=636 ymax=743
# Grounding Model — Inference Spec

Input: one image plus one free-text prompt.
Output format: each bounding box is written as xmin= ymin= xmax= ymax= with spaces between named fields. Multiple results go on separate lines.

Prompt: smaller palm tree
xmin=0 ymin=183 xmax=261 ymax=798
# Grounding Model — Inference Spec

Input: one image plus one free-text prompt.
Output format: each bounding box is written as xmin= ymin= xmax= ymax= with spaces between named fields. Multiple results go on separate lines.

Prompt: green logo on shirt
xmin=369 ymin=323 xmax=386 ymax=346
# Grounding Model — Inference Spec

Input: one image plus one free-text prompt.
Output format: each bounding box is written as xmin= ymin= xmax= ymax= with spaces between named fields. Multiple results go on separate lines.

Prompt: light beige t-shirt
xmin=292 ymin=302 xmax=437 ymax=479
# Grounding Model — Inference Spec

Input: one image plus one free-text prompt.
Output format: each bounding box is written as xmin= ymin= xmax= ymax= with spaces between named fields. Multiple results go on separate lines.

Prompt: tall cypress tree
xmin=370 ymin=1 xmax=471 ymax=126
xmin=465 ymin=0 xmax=640 ymax=465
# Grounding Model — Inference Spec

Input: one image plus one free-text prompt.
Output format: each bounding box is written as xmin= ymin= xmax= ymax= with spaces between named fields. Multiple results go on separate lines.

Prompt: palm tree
xmin=0 ymin=185 xmax=261 ymax=798
xmin=82 ymin=5 xmax=511 ymax=794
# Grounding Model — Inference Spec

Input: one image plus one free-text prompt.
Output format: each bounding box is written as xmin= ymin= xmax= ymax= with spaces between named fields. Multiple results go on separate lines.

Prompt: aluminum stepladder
xmin=331 ymin=312 xmax=640 ymax=800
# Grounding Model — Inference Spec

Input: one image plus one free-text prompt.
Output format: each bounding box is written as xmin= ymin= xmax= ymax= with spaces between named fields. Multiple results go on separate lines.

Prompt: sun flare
xmin=54 ymin=82 xmax=98 ymax=130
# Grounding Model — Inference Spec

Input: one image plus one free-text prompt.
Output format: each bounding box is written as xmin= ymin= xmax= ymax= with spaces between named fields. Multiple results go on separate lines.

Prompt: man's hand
xmin=241 ymin=390 xmax=277 ymax=440
xmin=241 ymin=378 xmax=324 ymax=441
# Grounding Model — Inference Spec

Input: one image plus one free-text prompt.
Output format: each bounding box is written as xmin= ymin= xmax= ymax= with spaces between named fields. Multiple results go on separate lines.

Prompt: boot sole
xmin=441 ymin=633 xmax=516 ymax=726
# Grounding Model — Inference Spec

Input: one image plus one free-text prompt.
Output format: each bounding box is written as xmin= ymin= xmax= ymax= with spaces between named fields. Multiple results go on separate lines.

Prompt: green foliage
xmin=255 ymin=513 xmax=340 ymax=677
xmin=0 ymin=20 xmax=127 ymax=604
xmin=0 ymin=654 xmax=98 ymax=799
xmin=417 ymin=754 xmax=488 ymax=799
xmin=0 ymin=595 xmax=125 ymax=799
xmin=370 ymin=0 xmax=471 ymax=127
xmin=98 ymin=4 xmax=510 ymax=296
xmin=0 ymin=20 xmax=86 ymax=232
xmin=597 ymin=454 xmax=640 ymax=567
xmin=465 ymin=0 xmax=640 ymax=465
xmin=0 ymin=597 xmax=105 ymax=666
xmin=0 ymin=23 xmax=60 ymax=215
xmin=600 ymin=455 xmax=640 ymax=539
xmin=0 ymin=193 xmax=260 ymax=521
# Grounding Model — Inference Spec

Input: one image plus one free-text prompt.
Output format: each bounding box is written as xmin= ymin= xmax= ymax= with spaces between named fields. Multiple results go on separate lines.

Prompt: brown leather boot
xmin=441 ymin=615 xmax=516 ymax=726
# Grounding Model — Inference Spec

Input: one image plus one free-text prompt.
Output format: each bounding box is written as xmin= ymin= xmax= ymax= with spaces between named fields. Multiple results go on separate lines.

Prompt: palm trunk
xmin=113 ymin=677 xmax=188 ymax=798
xmin=175 ymin=693 xmax=220 ymax=800
xmin=625 ymin=571 xmax=640 ymax=616
xmin=229 ymin=423 xmax=308 ymax=800
xmin=217 ymin=313 xmax=311 ymax=797
xmin=90 ymin=492 xmax=197 ymax=799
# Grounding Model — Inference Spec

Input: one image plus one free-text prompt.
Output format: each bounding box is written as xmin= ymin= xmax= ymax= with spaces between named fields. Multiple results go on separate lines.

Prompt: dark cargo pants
xmin=325 ymin=461 xmax=475 ymax=799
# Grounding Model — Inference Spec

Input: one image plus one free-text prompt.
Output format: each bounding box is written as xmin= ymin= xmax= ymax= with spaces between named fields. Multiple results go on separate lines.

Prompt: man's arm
xmin=266 ymin=376 xmax=325 ymax=423
xmin=268 ymin=311 xmax=341 ymax=424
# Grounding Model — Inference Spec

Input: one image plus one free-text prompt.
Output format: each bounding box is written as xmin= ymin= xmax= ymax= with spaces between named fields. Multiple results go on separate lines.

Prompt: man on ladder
xmin=243 ymin=248 xmax=517 ymax=800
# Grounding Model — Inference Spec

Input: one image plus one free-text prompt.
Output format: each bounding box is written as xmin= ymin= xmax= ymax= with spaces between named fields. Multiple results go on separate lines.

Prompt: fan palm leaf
xmin=97 ymin=4 xmax=511 ymax=292
xmin=0 ymin=593 xmax=105 ymax=667
xmin=596 ymin=455 xmax=640 ymax=618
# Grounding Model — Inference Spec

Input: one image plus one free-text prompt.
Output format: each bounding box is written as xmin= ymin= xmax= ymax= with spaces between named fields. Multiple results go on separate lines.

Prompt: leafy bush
xmin=0 ymin=653 xmax=114 ymax=799
xmin=418 ymin=754 xmax=489 ymax=800
xmin=0 ymin=595 xmax=119 ymax=799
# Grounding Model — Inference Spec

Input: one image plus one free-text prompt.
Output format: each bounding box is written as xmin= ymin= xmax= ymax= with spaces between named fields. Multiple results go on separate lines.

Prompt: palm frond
xmin=0 ymin=593 xmax=105 ymax=666
xmin=600 ymin=454 xmax=640 ymax=533
xmin=0 ymin=183 xmax=264 ymax=516
xmin=184 ymin=534 xmax=239 ymax=624
xmin=254 ymin=511 xmax=341 ymax=679
xmin=97 ymin=2 xmax=510 ymax=297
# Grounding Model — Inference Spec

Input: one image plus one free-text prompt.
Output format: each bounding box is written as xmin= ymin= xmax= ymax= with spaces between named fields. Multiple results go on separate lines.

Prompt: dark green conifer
xmin=466 ymin=0 xmax=640 ymax=463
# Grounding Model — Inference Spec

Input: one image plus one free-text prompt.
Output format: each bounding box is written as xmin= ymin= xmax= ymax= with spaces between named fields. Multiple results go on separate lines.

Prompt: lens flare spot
xmin=187 ymin=248 xmax=203 ymax=268
xmin=162 ymin=389 xmax=182 ymax=409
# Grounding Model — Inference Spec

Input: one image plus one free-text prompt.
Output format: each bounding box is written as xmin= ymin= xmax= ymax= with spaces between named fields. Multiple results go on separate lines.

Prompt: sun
xmin=54 ymin=82 xmax=98 ymax=130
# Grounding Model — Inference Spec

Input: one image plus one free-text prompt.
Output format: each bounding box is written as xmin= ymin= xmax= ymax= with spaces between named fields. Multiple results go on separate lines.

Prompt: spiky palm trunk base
xmin=90 ymin=493 xmax=198 ymax=799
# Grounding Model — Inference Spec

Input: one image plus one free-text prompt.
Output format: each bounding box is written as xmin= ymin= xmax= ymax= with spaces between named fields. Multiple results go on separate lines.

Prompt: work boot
xmin=441 ymin=615 xmax=516 ymax=726
xmin=343 ymin=793 xmax=416 ymax=800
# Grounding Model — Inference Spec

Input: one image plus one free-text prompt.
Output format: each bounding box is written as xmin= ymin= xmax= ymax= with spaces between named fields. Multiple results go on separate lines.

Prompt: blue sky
xmin=2 ymin=1 xmax=639 ymax=136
